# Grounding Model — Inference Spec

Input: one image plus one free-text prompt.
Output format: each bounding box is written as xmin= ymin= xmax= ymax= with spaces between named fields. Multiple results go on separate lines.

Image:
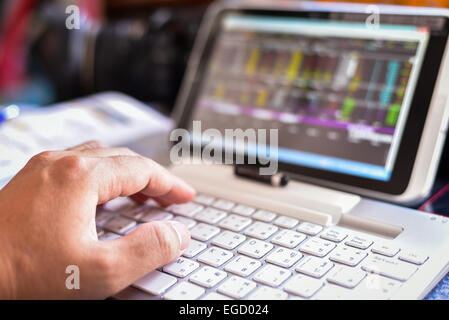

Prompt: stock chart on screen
xmin=193 ymin=15 xmax=429 ymax=180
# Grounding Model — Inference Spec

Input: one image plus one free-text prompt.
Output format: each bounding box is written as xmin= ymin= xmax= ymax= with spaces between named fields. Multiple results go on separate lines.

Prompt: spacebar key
xmin=133 ymin=270 xmax=177 ymax=295
xmin=361 ymin=255 xmax=418 ymax=281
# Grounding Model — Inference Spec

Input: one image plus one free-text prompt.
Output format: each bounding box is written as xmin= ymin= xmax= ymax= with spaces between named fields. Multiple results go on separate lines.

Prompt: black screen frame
xmin=176 ymin=8 xmax=449 ymax=195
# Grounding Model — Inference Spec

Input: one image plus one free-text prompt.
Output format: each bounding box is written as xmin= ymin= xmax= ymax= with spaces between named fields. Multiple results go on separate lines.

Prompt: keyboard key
xmin=371 ymin=243 xmax=400 ymax=257
xmin=297 ymin=222 xmax=323 ymax=235
xmin=212 ymin=231 xmax=246 ymax=250
xmin=253 ymin=264 xmax=291 ymax=287
xmin=244 ymin=221 xmax=278 ymax=240
xmin=212 ymin=199 xmax=235 ymax=211
xmin=123 ymin=224 xmax=138 ymax=235
xmin=361 ymin=255 xmax=418 ymax=281
xmin=168 ymin=202 xmax=203 ymax=217
xmin=232 ymin=204 xmax=255 ymax=216
xmin=219 ymin=214 xmax=252 ymax=232
xmin=121 ymin=206 xmax=147 ymax=220
xmin=327 ymin=265 xmax=366 ymax=288
xmin=197 ymin=246 xmax=233 ymax=267
xmin=295 ymin=256 xmax=334 ymax=278
xmin=163 ymin=257 xmax=199 ymax=278
xmin=329 ymin=246 xmax=368 ymax=266
xmin=164 ymin=282 xmax=205 ymax=300
xmin=265 ymin=247 xmax=303 ymax=268
xmin=238 ymin=239 xmax=274 ymax=258
xmin=253 ymin=210 xmax=277 ymax=222
xmin=102 ymin=197 xmax=135 ymax=212
xmin=99 ymin=232 xmax=121 ymax=241
xmin=133 ymin=270 xmax=177 ymax=295
xmin=248 ymin=286 xmax=288 ymax=300
xmin=283 ymin=274 xmax=323 ymax=298
xmin=194 ymin=194 xmax=215 ymax=206
xmin=96 ymin=227 xmax=104 ymax=238
xmin=190 ymin=223 xmax=220 ymax=241
xmin=398 ymin=250 xmax=428 ymax=265
xmin=273 ymin=216 xmax=299 ymax=229
xmin=172 ymin=216 xmax=196 ymax=229
xmin=140 ymin=209 xmax=173 ymax=222
xmin=271 ymin=229 xmax=306 ymax=248
xmin=345 ymin=235 xmax=373 ymax=249
xmin=96 ymin=211 xmax=115 ymax=227
xmin=201 ymin=292 xmax=233 ymax=300
xmin=299 ymin=238 xmax=336 ymax=257
xmin=194 ymin=208 xmax=227 ymax=224
xmin=182 ymin=239 xmax=207 ymax=258
xmin=144 ymin=199 xmax=159 ymax=207
xmin=320 ymin=229 xmax=347 ymax=242
xmin=224 ymin=255 xmax=262 ymax=277
xmin=218 ymin=276 xmax=257 ymax=299
xmin=189 ymin=266 xmax=227 ymax=288
xmin=353 ymin=274 xmax=402 ymax=300
xmin=103 ymin=217 xmax=136 ymax=235
xmin=314 ymin=284 xmax=352 ymax=300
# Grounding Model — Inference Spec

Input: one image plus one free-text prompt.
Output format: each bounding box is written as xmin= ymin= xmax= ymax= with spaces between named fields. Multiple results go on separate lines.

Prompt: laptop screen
xmin=191 ymin=13 xmax=429 ymax=181
xmin=181 ymin=9 xmax=448 ymax=194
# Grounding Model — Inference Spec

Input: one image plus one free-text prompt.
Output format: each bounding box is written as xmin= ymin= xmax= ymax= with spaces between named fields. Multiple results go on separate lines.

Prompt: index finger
xmin=87 ymin=155 xmax=196 ymax=205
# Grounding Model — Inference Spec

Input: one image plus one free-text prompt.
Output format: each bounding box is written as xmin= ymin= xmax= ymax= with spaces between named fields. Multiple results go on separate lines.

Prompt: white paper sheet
xmin=0 ymin=92 xmax=173 ymax=188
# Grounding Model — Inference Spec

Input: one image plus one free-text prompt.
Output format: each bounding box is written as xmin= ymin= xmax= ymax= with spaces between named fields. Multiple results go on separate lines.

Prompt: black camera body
xmin=30 ymin=5 xmax=205 ymax=112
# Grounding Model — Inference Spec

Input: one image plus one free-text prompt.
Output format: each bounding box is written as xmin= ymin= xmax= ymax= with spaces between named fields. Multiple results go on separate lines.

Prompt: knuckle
xmin=51 ymin=155 xmax=89 ymax=181
xmin=117 ymin=147 xmax=134 ymax=155
xmin=86 ymin=140 xmax=103 ymax=148
xmin=148 ymin=222 xmax=178 ymax=261
xmin=29 ymin=151 xmax=57 ymax=166
xmin=34 ymin=166 xmax=52 ymax=186
xmin=59 ymin=155 xmax=87 ymax=172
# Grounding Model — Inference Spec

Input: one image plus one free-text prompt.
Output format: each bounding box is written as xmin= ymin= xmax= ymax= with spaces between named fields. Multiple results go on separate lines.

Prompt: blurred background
xmin=1 ymin=0 xmax=448 ymax=116
xmin=0 ymin=0 xmax=212 ymax=114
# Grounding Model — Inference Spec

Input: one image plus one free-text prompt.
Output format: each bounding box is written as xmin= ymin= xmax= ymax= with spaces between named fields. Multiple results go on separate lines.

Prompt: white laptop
xmin=108 ymin=1 xmax=449 ymax=300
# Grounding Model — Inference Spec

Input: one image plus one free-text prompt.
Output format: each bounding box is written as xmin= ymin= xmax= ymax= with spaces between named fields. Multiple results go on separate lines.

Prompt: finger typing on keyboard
xmin=0 ymin=141 xmax=195 ymax=299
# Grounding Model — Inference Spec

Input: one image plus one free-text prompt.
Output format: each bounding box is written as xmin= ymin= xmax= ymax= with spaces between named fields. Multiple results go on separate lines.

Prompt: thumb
xmin=99 ymin=220 xmax=190 ymax=293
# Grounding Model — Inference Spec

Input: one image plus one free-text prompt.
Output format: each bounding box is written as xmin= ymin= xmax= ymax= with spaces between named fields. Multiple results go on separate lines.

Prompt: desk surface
xmin=422 ymin=179 xmax=449 ymax=299
xmin=426 ymin=272 xmax=449 ymax=299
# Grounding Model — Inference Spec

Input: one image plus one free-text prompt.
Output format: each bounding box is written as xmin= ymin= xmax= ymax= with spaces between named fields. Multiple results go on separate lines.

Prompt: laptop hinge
xmin=170 ymin=163 xmax=361 ymax=226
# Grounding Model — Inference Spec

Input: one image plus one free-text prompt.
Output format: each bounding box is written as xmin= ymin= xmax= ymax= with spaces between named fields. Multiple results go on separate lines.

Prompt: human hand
xmin=0 ymin=141 xmax=195 ymax=299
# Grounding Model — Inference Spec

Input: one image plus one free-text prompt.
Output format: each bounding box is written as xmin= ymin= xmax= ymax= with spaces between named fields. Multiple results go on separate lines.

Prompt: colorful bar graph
xmin=380 ymin=60 xmax=400 ymax=107
xmin=386 ymin=103 xmax=401 ymax=126
xmin=342 ymin=98 xmax=356 ymax=119
xmin=286 ymin=51 xmax=303 ymax=82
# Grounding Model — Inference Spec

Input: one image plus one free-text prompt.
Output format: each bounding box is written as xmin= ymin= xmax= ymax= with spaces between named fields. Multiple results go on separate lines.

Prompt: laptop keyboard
xmin=96 ymin=194 xmax=429 ymax=300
